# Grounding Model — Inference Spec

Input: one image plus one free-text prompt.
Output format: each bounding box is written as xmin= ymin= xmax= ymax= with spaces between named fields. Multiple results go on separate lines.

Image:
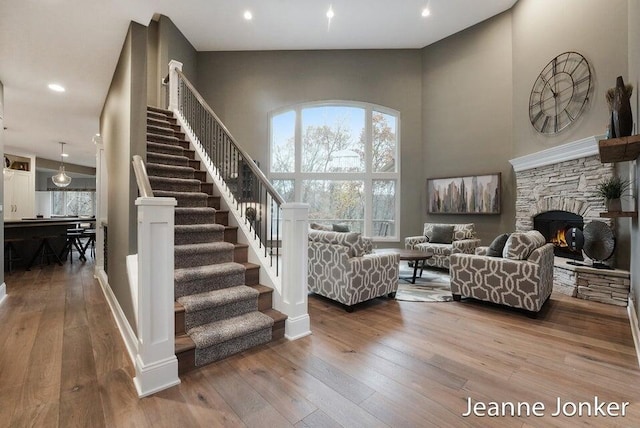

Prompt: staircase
xmin=145 ymin=105 xmax=286 ymax=374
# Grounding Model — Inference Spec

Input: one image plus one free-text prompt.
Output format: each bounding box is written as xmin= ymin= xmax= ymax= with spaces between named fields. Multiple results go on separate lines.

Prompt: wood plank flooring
xmin=1 ymin=261 xmax=640 ymax=427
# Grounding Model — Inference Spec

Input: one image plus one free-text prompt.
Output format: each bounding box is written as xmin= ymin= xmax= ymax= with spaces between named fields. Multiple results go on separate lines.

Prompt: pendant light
xmin=52 ymin=142 xmax=72 ymax=187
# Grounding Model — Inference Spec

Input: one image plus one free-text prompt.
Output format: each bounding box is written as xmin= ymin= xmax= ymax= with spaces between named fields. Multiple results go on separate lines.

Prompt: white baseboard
xmin=0 ymin=282 xmax=6 ymax=305
xmin=627 ymin=297 xmax=640 ymax=368
xmin=95 ymin=269 xmax=138 ymax=367
xmin=134 ymin=354 xmax=181 ymax=398
xmin=285 ymin=314 xmax=312 ymax=340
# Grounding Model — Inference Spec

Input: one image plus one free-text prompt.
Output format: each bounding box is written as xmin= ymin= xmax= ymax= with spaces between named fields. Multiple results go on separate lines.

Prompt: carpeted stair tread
xmin=147 ymin=152 xmax=189 ymax=167
xmin=175 ymin=241 xmax=235 ymax=268
xmin=147 ymin=141 xmax=184 ymax=156
xmin=153 ymin=190 xmax=208 ymax=207
xmin=149 ymin=176 xmax=202 ymax=192
xmin=177 ymin=285 xmax=258 ymax=313
xmin=175 ymin=224 xmax=225 ymax=233
xmin=147 ymin=124 xmax=176 ymax=135
xmin=148 ymin=132 xmax=183 ymax=145
xmin=175 ymin=224 xmax=225 ymax=244
xmin=188 ymin=311 xmax=274 ymax=349
xmin=147 ymin=106 xmax=173 ymax=115
xmin=146 ymin=163 xmax=195 ymax=179
xmin=175 ymin=207 xmax=217 ymax=225
xmin=175 ymin=262 xmax=246 ymax=298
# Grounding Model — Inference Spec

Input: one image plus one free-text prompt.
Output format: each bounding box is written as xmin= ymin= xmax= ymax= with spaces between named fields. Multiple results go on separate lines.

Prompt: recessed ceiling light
xmin=326 ymin=5 xmax=335 ymax=19
xmin=421 ymin=8 xmax=431 ymax=17
xmin=48 ymin=83 xmax=65 ymax=92
xmin=243 ymin=10 xmax=252 ymax=20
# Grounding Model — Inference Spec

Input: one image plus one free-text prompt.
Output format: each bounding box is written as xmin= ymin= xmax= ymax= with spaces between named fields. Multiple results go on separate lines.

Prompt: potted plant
xmin=596 ymin=176 xmax=630 ymax=212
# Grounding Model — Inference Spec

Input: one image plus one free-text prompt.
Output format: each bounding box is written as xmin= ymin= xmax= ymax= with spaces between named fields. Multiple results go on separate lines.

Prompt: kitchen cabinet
xmin=4 ymin=168 xmax=35 ymax=220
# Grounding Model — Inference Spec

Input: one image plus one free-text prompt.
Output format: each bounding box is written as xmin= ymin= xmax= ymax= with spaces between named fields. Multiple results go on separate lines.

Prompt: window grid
xmin=269 ymin=101 xmax=400 ymax=241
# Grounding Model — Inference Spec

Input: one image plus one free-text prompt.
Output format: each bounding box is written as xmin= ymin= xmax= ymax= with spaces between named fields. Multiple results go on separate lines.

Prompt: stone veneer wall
xmin=514 ymin=155 xmax=614 ymax=231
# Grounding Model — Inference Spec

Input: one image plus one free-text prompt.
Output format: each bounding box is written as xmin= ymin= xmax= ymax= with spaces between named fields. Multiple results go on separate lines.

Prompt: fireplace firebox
xmin=533 ymin=210 xmax=584 ymax=260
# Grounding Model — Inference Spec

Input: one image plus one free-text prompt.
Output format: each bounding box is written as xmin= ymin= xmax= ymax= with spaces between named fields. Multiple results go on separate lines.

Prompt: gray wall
xmin=512 ymin=0 xmax=628 ymax=157
xmin=159 ymin=15 xmax=198 ymax=95
xmin=99 ymin=22 xmax=148 ymax=333
xmin=421 ymin=11 xmax=514 ymax=244
xmin=196 ymin=49 xmax=424 ymax=245
xmin=629 ymin=0 xmax=640 ymax=328
xmin=147 ymin=15 xmax=198 ymax=109
xmin=147 ymin=19 xmax=160 ymax=107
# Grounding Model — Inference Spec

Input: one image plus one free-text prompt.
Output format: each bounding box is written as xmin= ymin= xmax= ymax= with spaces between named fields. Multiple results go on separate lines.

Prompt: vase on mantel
xmin=606 ymin=198 xmax=622 ymax=212
xmin=612 ymin=76 xmax=633 ymax=138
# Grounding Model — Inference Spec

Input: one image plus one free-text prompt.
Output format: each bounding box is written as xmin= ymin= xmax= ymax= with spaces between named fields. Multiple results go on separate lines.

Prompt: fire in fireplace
xmin=533 ymin=210 xmax=584 ymax=260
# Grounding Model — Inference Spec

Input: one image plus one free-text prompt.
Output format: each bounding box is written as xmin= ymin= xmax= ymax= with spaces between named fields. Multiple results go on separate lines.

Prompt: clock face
xmin=529 ymin=51 xmax=592 ymax=134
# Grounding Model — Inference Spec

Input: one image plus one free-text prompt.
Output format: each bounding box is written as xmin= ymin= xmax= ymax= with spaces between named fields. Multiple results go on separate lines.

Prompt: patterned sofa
xmin=308 ymin=230 xmax=400 ymax=312
xmin=449 ymin=231 xmax=554 ymax=314
xmin=405 ymin=223 xmax=480 ymax=269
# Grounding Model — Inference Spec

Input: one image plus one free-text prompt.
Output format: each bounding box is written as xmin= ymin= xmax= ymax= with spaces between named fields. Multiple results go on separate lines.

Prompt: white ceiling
xmin=0 ymin=0 xmax=517 ymax=168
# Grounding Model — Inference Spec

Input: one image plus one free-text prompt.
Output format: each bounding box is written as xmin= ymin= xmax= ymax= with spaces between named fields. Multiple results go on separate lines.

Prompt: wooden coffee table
xmin=374 ymin=248 xmax=433 ymax=284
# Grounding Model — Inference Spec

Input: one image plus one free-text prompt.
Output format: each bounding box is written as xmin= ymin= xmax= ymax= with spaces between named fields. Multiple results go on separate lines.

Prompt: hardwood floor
xmin=1 ymin=261 xmax=640 ymax=427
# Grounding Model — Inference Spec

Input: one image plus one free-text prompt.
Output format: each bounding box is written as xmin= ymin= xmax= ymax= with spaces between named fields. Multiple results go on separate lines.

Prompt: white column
xmin=168 ymin=60 xmax=183 ymax=112
xmin=133 ymin=196 xmax=179 ymax=397
xmin=279 ymin=203 xmax=311 ymax=340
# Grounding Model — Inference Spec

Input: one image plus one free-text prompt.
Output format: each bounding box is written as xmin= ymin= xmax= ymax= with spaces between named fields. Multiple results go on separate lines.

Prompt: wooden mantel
xmin=598 ymin=134 xmax=640 ymax=162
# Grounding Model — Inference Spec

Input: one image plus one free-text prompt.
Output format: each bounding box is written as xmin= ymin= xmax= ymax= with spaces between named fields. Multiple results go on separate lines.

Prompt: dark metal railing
xmin=174 ymin=70 xmax=284 ymax=275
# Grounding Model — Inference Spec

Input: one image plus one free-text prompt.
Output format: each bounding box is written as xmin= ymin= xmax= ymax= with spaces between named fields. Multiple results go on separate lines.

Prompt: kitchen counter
xmin=5 ymin=217 xmax=95 ymax=228
xmin=4 ymin=218 xmax=95 ymax=270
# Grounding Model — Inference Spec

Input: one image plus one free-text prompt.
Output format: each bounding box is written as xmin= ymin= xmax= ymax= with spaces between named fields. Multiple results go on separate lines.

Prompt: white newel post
xmin=280 ymin=203 xmax=311 ymax=339
xmin=168 ymin=60 xmax=183 ymax=112
xmin=133 ymin=197 xmax=180 ymax=397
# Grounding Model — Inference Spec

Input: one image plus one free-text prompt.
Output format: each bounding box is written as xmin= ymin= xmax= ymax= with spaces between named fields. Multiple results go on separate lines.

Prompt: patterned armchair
xmin=450 ymin=231 xmax=554 ymax=314
xmin=308 ymin=230 xmax=400 ymax=312
xmin=405 ymin=223 xmax=480 ymax=269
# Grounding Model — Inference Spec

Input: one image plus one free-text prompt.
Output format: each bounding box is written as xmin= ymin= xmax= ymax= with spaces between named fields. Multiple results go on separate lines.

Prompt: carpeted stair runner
xmin=145 ymin=106 xmax=273 ymax=368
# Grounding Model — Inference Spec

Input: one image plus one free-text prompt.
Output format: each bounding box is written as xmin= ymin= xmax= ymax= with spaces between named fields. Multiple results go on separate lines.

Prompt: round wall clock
xmin=529 ymin=51 xmax=592 ymax=134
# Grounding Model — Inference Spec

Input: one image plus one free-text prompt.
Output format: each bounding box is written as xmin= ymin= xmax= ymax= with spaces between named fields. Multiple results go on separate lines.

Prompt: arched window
xmin=269 ymin=101 xmax=400 ymax=241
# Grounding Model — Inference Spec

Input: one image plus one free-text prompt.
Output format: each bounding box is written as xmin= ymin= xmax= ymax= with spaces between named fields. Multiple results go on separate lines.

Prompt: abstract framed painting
xmin=427 ymin=173 xmax=501 ymax=215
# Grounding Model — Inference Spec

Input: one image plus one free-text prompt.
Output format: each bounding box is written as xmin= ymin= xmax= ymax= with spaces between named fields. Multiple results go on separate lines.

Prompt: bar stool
xmin=26 ymin=235 xmax=63 ymax=270
xmin=4 ymin=238 xmax=24 ymax=273
xmin=59 ymin=232 xmax=86 ymax=264
xmin=81 ymin=229 xmax=96 ymax=259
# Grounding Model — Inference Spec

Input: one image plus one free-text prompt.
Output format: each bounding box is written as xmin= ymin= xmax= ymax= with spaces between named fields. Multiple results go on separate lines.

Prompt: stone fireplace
xmin=510 ymin=136 xmax=630 ymax=307
xmin=510 ymin=135 xmax=613 ymax=235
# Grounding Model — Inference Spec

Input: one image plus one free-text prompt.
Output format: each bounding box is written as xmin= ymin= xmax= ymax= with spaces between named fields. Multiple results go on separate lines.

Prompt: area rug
xmin=395 ymin=264 xmax=453 ymax=302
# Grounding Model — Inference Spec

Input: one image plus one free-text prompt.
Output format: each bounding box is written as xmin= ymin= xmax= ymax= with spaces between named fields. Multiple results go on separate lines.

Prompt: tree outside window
xmin=269 ymin=102 xmax=400 ymax=240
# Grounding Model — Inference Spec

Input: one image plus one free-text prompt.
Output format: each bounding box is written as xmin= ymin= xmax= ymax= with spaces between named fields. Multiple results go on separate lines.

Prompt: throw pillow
xmin=503 ymin=231 xmax=545 ymax=260
xmin=332 ymin=223 xmax=350 ymax=232
xmin=486 ymin=233 xmax=510 ymax=257
xmin=429 ymin=225 xmax=454 ymax=244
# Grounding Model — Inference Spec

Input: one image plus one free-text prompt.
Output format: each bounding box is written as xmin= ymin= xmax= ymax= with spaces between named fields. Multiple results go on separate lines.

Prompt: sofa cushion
xmin=423 ymin=223 xmax=475 ymax=241
xmin=487 ymin=233 xmax=510 ymax=257
xmin=416 ymin=242 xmax=452 ymax=257
xmin=308 ymin=230 xmax=371 ymax=257
xmin=453 ymin=223 xmax=476 ymax=241
xmin=430 ymin=225 xmax=454 ymax=244
xmin=503 ymin=231 xmax=546 ymax=260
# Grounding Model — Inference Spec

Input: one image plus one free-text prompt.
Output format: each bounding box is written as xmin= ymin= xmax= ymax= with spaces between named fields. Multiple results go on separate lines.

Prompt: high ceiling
xmin=0 ymin=0 xmax=517 ymax=167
